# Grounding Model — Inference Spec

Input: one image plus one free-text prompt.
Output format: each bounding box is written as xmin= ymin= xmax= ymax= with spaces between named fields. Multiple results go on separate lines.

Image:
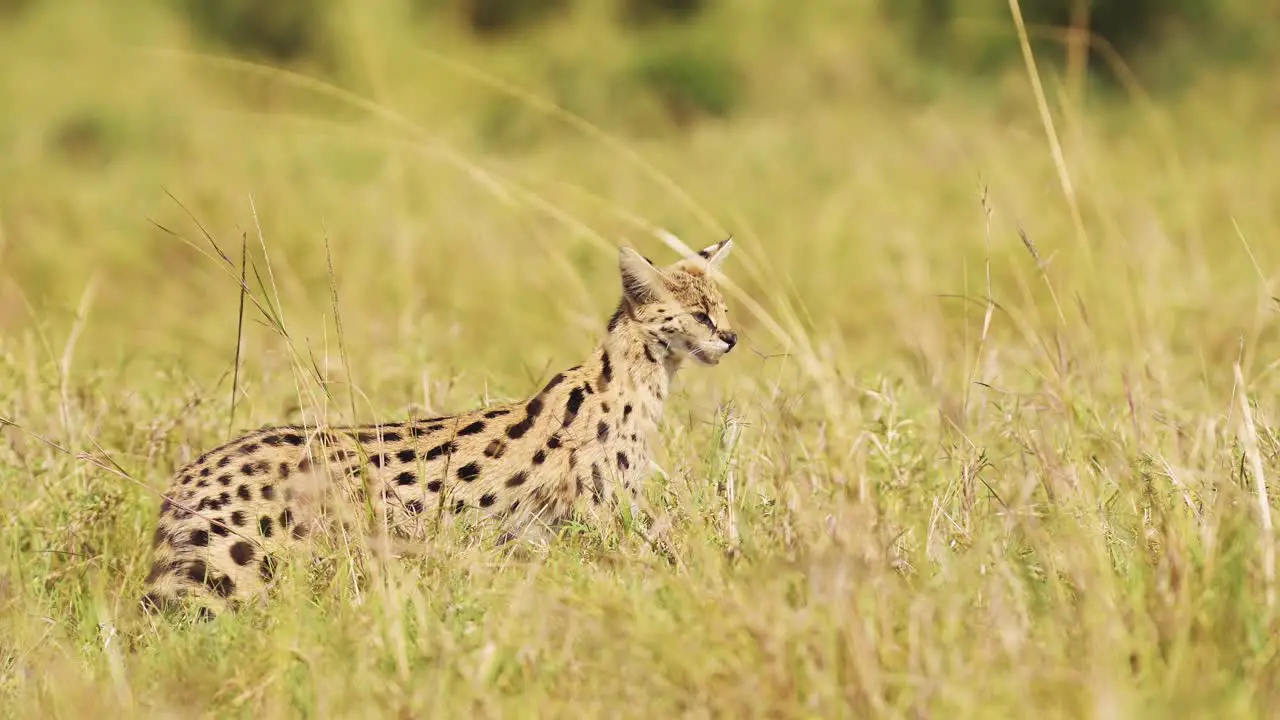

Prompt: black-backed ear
xmin=674 ymin=236 xmax=734 ymax=274
xmin=696 ymin=236 xmax=734 ymax=271
xmin=619 ymin=247 xmax=667 ymax=306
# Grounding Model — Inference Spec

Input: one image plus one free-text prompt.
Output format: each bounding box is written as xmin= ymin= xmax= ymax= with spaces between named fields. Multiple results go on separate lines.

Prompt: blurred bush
xmin=617 ymin=0 xmax=708 ymax=28
xmin=175 ymin=0 xmax=334 ymax=65
xmin=883 ymin=0 xmax=1236 ymax=84
xmin=47 ymin=111 xmax=118 ymax=168
xmin=629 ymin=38 xmax=739 ymax=126
xmin=459 ymin=0 xmax=569 ymax=37
xmin=0 ymin=0 xmax=34 ymax=20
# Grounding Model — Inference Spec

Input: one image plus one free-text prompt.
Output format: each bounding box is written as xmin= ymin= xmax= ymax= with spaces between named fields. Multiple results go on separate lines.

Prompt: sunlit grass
xmin=2 ymin=0 xmax=1280 ymax=717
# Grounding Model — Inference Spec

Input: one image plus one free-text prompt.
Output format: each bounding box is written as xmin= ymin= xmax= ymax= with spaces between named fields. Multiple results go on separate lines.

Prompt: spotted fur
xmin=142 ymin=239 xmax=738 ymax=616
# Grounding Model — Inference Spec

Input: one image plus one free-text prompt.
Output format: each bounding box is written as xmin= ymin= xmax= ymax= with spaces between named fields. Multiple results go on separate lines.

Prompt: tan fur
xmin=141 ymin=239 xmax=738 ymax=617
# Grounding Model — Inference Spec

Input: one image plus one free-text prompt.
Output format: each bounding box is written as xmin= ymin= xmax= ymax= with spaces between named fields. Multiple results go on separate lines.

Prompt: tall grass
xmin=2 ymin=0 xmax=1279 ymax=717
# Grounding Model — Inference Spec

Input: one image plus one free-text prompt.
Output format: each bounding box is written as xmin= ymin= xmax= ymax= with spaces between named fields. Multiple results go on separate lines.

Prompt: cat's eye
xmin=692 ymin=312 xmax=715 ymax=329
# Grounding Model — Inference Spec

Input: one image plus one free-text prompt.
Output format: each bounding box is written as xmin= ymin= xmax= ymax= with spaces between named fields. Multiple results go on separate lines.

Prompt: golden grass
xmin=2 ymin=0 xmax=1280 ymax=717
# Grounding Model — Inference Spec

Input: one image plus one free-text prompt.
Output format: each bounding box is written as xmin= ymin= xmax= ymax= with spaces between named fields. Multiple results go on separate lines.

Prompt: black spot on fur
xmin=241 ymin=462 xmax=260 ymax=477
xmin=564 ymin=387 xmax=586 ymax=426
xmin=184 ymin=559 xmax=235 ymax=598
xmin=259 ymin=555 xmax=277 ymax=582
xmin=484 ymin=439 xmax=507 ymax=458
xmin=262 ymin=434 xmax=283 ymax=447
xmin=542 ymin=372 xmax=567 ymax=395
xmin=457 ymin=462 xmax=481 ymax=482
xmin=279 ymin=508 xmax=294 ymax=528
xmin=297 ymin=456 xmax=312 ymax=473
xmin=395 ymin=471 xmax=418 ymax=486
xmin=184 ymin=560 xmax=210 ymax=584
xmin=283 ymin=433 xmax=305 ymax=446
xmin=292 ymin=523 xmax=308 ymax=540
xmin=405 ymin=499 xmax=425 ymax=514
xmin=217 ymin=456 xmax=232 ymax=469
xmin=597 ymin=421 xmax=610 ymax=442
xmin=546 ymin=434 xmax=562 ymax=449
xmin=356 ymin=431 xmax=379 ymax=443
xmin=279 ymin=462 xmax=291 ymax=480
xmin=506 ymin=471 xmax=528 ymax=487
xmin=381 ymin=431 xmax=403 ymax=443
xmin=231 ymin=510 xmax=246 ymax=526
xmin=396 ymin=448 xmax=417 ymax=463
xmin=210 ymin=574 xmax=235 ymax=598
xmin=261 ymin=484 xmax=275 ymax=501
xmin=599 ymin=350 xmax=613 ymax=387
xmin=507 ymin=401 xmax=540 ymax=439
xmin=211 ymin=518 xmax=230 ymax=537
xmin=190 ymin=529 xmax=209 ymax=547
xmin=259 ymin=516 xmax=274 ymax=538
xmin=140 ymin=591 xmax=164 ymax=612
xmin=330 ymin=449 xmax=353 ymax=462
xmin=484 ymin=408 xmax=511 ymax=419
xmin=480 ymin=493 xmax=497 ymax=508
xmin=230 ymin=541 xmax=255 ymax=566
xmin=240 ymin=443 xmax=260 ymax=455
xmin=217 ymin=473 xmax=233 ymax=486
xmin=624 ymin=404 xmax=633 ymax=418
xmin=427 ymin=479 xmax=443 ymax=492
xmin=458 ymin=420 xmax=486 ymax=436
xmin=200 ymin=466 xmax=211 ymax=478
xmin=146 ymin=559 xmax=178 ymax=584
xmin=237 ymin=485 xmax=251 ymax=502
xmin=617 ymin=452 xmax=630 ymax=470
xmin=424 ymin=441 xmax=457 ymax=461
xmin=591 ymin=463 xmax=605 ymax=504
xmin=532 ymin=449 xmax=546 ymax=465
xmin=644 ymin=345 xmax=658 ymax=363
xmin=453 ymin=500 xmax=466 ymax=514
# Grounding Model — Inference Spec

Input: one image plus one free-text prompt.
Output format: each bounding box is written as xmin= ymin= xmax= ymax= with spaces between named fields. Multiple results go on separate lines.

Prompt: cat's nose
xmin=719 ymin=331 xmax=738 ymax=350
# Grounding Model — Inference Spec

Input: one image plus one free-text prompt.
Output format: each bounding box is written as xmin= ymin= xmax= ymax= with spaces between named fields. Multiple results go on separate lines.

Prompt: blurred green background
xmin=3 ymin=0 xmax=1276 ymax=374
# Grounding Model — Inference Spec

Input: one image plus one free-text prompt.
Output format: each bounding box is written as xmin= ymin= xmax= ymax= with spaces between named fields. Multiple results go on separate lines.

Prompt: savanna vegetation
xmin=2 ymin=0 xmax=1279 ymax=716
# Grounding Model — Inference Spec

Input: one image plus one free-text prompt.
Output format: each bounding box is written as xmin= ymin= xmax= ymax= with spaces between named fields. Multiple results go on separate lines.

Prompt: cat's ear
xmin=676 ymin=236 xmax=734 ymax=273
xmin=697 ymin=236 xmax=733 ymax=270
xmin=618 ymin=247 xmax=668 ymax=306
